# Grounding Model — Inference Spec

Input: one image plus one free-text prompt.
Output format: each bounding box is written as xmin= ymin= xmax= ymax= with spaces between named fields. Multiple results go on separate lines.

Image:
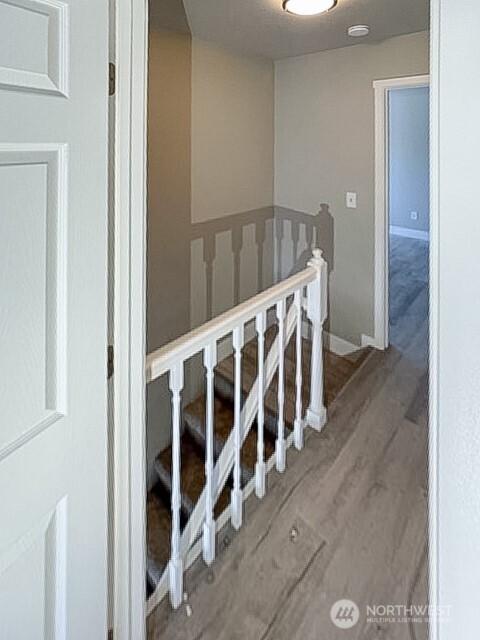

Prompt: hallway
xmin=148 ymin=237 xmax=429 ymax=640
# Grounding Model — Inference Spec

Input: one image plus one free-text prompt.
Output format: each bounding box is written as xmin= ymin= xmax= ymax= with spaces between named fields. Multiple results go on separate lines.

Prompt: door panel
xmin=0 ymin=0 xmax=68 ymax=96
xmin=0 ymin=0 xmax=109 ymax=638
xmin=0 ymin=498 xmax=67 ymax=640
xmin=0 ymin=145 xmax=67 ymax=459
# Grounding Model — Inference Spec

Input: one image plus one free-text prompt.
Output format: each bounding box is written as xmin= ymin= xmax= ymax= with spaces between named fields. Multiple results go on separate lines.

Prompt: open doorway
xmin=388 ymin=84 xmax=430 ymax=359
xmin=110 ymin=2 xmax=480 ymax=637
xmin=142 ymin=0 xmax=434 ymax=631
xmin=373 ymin=75 xmax=430 ymax=351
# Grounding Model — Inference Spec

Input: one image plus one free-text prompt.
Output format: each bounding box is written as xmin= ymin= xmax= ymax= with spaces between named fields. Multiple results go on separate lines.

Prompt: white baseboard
xmin=390 ymin=225 xmax=429 ymax=242
xmin=324 ymin=332 xmax=359 ymax=356
xmin=305 ymin=321 xmax=368 ymax=356
xmin=361 ymin=333 xmax=385 ymax=350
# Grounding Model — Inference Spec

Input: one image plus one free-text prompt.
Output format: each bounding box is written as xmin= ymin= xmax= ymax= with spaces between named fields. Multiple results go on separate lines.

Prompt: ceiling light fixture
xmin=282 ymin=0 xmax=336 ymax=16
xmin=347 ymin=24 xmax=370 ymax=37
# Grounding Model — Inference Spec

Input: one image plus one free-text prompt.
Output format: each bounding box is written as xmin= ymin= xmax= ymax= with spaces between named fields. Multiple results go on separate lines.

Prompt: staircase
xmin=147 ymin=328 xmax=371 ymax=595
xmin=144 ymin=249 xmax=370 ymax=613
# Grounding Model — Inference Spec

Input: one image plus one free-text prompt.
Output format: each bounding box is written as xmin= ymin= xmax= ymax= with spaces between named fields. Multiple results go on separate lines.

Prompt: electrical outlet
xmin=346 ymin=192 xmax=357 ymax=209
xmin=410 ymin=211 xmax=418 ymax=221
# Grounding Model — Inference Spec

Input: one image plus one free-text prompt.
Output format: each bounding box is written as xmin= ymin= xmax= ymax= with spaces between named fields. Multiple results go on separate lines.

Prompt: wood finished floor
xmin=148 ymin=236 xmax=429 ymax=640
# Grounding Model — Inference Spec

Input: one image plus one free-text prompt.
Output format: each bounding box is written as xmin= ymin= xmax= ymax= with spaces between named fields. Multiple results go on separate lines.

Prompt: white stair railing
xmin=202 ymin=341 xmax=216 ymax=566
xmin=145 ymin=249 xmax=328 ymax=614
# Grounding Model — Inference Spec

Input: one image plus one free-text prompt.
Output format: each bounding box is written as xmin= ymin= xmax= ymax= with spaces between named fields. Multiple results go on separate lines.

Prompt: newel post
xmin=306 ymin=248 xmax=328 ymax=432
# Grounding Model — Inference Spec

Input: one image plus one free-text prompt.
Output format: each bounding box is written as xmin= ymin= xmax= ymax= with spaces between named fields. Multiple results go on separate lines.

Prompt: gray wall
xmin=274 ymin=31 xmax=429 ymax=345
xmin=389 ymin=86 xmax=429 ymax=233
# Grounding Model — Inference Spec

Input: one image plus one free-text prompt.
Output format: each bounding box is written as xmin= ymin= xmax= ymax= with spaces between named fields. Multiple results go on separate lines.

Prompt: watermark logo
xmin=366 ymin=604 xmax=452 ymax=625
xmin=329 ymin=598 xmax=451 ymax=630
xmin=330 ymin=599 xmax=360 ymax=629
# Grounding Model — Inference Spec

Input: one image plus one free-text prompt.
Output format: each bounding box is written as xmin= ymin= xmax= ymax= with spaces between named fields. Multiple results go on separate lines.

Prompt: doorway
xmin=388 ymin=85 xmax=430 ymax=355
xmin=113 ymin=2 xmax=480 ymax=638
xmin=373 ymin=75 xmax=430 ymax=350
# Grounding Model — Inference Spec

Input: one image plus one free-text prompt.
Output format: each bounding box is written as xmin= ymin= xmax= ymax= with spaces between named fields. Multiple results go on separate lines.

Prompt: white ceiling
xmin=181 ymin=0 xmax=429 ymax=60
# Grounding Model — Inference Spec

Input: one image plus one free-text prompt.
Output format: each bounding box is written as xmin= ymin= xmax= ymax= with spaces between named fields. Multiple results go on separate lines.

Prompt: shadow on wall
xmin=189 ymin=207 xmax=275 ymax=329
xmin=274 ymin=203 xmax=335 ymax=333
xmin=148 ymin=203 xmax=334 ymax=353
xmin=274 ymin=203 xmax=334 ymax=276
xmin=146 ymin=204 xmax=333 ymax=486
xmin=188 ymin=204 xmax=334 ymax=337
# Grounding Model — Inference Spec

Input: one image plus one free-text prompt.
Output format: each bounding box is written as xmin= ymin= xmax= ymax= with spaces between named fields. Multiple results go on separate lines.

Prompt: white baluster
xmin=276 ymin=299 xmax=286 ymax=472
xmin=231 ymin=325 xmax=244 ymax=529
xmin=306 ymin=248 xmax=328 ymax=431
xmin=203 ymin=341 xmax=217 ymax=565
xmin=169 ymin=362 xmax=184 ymax=608
xmin=255 ymin=311 xmax=266 ymax=498
xmin=294 ymin=289 xmax=304 ymax=450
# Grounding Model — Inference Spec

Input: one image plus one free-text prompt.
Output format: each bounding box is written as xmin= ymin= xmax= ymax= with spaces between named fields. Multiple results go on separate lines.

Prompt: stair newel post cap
xmin=307 ymin=248 xmax=328 ymax=325
xmin=308 ymin=247 xmax=325 ymax=270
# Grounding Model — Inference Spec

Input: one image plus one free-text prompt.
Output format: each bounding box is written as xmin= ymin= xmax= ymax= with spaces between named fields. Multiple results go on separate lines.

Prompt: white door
xmin=0 ymin=1 xmax=109 ymax=639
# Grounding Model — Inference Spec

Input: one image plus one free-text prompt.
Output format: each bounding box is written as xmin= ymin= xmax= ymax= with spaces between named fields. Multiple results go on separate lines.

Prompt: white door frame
xmin=372 ymin=73 xmax=430 ymax=350
xmin=112 ymin=1 xmax=148 ymax=639
xmin=429 ymin=3 xmax=440 ymax=638
xmin=112 ymin=2 xmax=443 ymax=640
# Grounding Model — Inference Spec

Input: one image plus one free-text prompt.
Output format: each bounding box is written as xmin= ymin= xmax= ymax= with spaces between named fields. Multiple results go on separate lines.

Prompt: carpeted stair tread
xmin=155 ymin=431 xmax=206 ymax=518
xmin=147 ymin=491 xmax=172 ymax=581
xmin=216 ymin=330 xmax=372 ymax=419
xmin=215 ymin=333 xmax=312 ymax=428
xmin=154 ymin=429 xmax=232 ymax=522
xmin=184 ymin=395 xmax=275 ymax=480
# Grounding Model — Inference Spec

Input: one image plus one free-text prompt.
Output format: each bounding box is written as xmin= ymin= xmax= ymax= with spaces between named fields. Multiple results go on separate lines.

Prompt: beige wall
xmin=147 ymin=27 xmax=192 ymax=480
xmin=274 ymin=31 xmax=429 ymax=344
xmin=147 ymin=34 xmax=276 ymax=352
xmin=146 ymin=28 xmax=276 ymax=480
xmin=147 ymin=28 xmax=192 ymax=353
xmin=191 ymin=38 xmax=274 ymax=223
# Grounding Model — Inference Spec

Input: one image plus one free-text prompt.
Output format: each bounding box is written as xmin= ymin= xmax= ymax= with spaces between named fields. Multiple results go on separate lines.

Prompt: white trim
xmin=360 ymin=333 xmax=383 ymax=350
xmin=372 ymin=75 xmax=430 ymax=91
xmin=373 ymin=73 xmax=430 ymax=351
xmin=389 ymin=225 xmax=429 ymax=242
xmin=323 ymin=332 xmax=359 ymax=356
xmin=428 ymin=2 xmax=440 ymax=638
xmin=113 ymin=1 xmax=148 ymax=639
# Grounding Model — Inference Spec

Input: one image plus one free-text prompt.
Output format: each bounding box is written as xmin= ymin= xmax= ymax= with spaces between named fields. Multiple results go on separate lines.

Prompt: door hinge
xmin=109 ymin=62 xmax=116 ymax=96
xmin=107 ymin=344 xmax=114 ymax=379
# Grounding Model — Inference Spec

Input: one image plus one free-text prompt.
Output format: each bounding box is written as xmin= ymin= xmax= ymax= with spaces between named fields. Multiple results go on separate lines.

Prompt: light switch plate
xmin=346 ymin=192 xmax=357 ymax=209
